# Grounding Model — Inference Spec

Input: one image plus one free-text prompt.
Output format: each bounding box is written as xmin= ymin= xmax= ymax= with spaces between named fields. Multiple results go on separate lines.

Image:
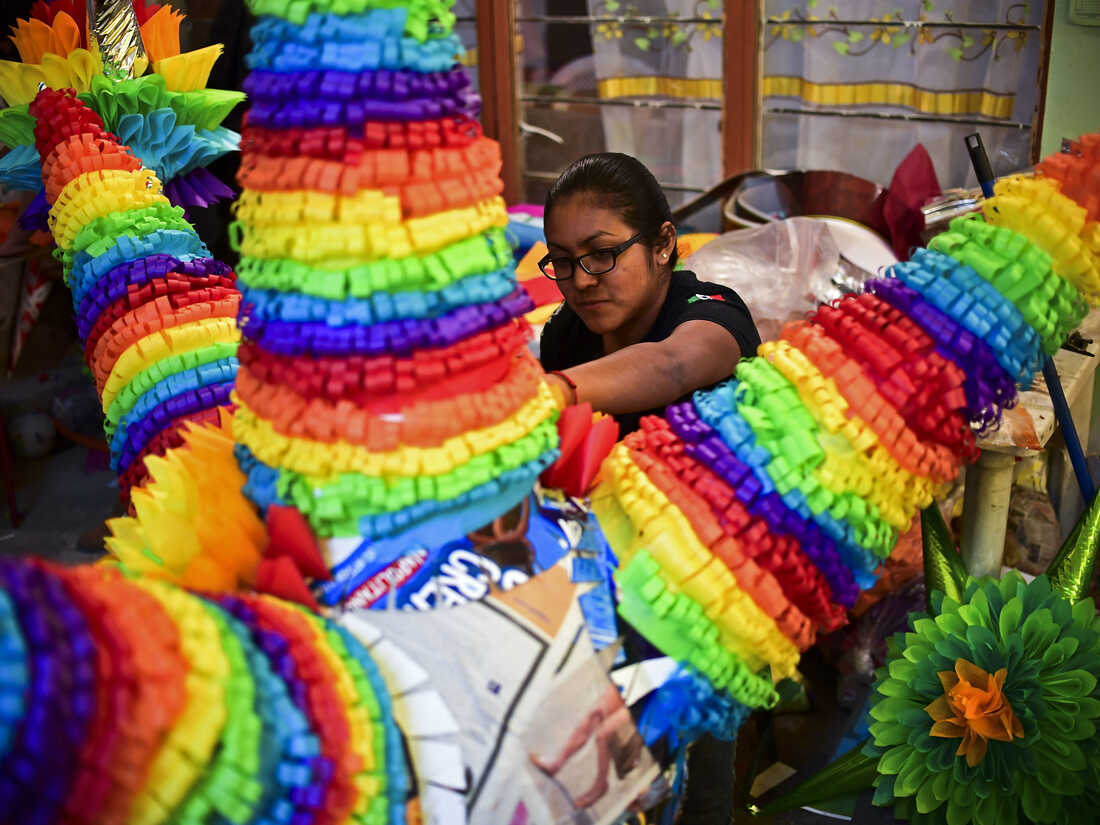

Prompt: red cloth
xmin=884 ymin=144 xmax=941 ymax=261
xmin=518 ymin=275 xmax=562 ymax=309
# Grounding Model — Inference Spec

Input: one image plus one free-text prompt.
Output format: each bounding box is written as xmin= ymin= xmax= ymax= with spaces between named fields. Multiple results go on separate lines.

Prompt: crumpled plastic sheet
xmin=685 ymin=217 xmax=858 ymax=342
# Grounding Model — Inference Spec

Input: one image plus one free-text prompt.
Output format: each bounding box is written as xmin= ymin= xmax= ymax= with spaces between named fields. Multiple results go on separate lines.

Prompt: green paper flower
xmin=865 ymin=573 xmax=1100 ymax=825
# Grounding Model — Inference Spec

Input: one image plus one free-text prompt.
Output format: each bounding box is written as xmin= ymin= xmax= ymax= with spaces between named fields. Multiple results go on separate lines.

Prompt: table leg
xmin=960 ymin=451 xmax=1015 ymax=578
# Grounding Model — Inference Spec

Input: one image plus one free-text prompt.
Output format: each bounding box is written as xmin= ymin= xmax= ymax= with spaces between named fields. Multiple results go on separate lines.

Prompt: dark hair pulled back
xmin=544 ymin=152 xmax=678 ymax=269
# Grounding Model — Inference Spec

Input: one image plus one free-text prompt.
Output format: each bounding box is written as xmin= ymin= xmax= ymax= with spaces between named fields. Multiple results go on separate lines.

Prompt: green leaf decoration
xmin=877 ymin=678 xmax=913 ymax=698
xmin=923 ymin=0 xmax=936 ymax=9
xmin=873 ymin=777 xmax=896 ymax=806
xmin=895 ymin=748 xmax=927 ymax=797
xmin=606 ymin=0 xmax=620 ymax=10
xmin=1046 ymin=669 xmax=1098 ymax=697
xmin=927 ymin=743 xmax=955 ymax=773
xmin=916 ymin=775 xmax=942 ymax=814
xmin=1021 ymin=607 xmax=1055 ymax=654
xmin=969 ymin=587 xmax=991 ymax=624
xmin=1020 ymin=778 xmax=1052 ymax=822
xmin=634 ymin=37 xmax=650 ymax=50
xmin=848 ymin=30 xmax=865 ymax=42
xmin=871 ymin=719 xmax=909 ymax=746
xmin=833 ymin=41 xmax=850 ymax=55
xmin=1077 ymin=695 xmax=1100 ymax=716
xmin=917 ymin=616 xmax=947 ymax=639
xmin=999 ymin=596 xmax=1023 ymax=638
xmin=1056 ymin=740 xmax=1086 ymax=771
xmin=933 ymin=611 xmax=966 ymax=638
xmin=945 ymin=797 xmax=969 ymax=825
xmin=931 ymin=768 xmax=951 ymax=801
xmin=948 ymin=47 xmax=964 ymax=61
xmin=1042 ymin=639 xmax=1068 ymax=669
xmin=962 ymin=35 xmax=974 ymax=48
xmin=879 ymin=744 xmax=911 ymax=774
xmin=893 ymin=32 xmax=911 ymax=47
xmin=1039 ymin=753 xmax=1085 ymax=795
xmin=790 ymin=28 xmax=804 ymax=42
xmin=888 ymin=657 xmax=917 ymax=681
xmin=859 ymin=575 xmax=1100 ymax=825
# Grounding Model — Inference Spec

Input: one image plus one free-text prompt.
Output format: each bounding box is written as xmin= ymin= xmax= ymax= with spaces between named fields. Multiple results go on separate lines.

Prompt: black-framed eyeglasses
xmin=538 ymin=233 xmax=643 ymax=281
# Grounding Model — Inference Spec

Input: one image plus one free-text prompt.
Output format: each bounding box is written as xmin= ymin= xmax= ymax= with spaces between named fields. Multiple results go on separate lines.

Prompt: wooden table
xmin=961 ymin=309 xmax=1100 ymax=577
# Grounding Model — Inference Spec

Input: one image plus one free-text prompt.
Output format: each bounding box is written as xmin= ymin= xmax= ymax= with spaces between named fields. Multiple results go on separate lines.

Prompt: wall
xmin=1040 ymin=1 xmax=1100 ymax=157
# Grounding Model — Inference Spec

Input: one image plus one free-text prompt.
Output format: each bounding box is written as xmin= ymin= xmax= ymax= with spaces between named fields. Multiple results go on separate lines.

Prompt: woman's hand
xmin=553 ymin=320 xmax=743 ymax=415
xmin=545 ymin=370 xmax=578 ymax=408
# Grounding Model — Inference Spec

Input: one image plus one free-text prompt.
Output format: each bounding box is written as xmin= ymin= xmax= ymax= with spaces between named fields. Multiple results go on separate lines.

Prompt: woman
xmin=539 ymin=153 xmax=760 ymax=434
xmin=538 ymin=153 xmax=761 ymax=825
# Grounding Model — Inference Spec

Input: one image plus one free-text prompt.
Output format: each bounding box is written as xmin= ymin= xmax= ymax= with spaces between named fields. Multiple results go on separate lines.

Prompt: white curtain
xmin=585 ymin=0 xmax=725 ymax=203
xmin=762 ymin=0 xmax=1044 ymax=188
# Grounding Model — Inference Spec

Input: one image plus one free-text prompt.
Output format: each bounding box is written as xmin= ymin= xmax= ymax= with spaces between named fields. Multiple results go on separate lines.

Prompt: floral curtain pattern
xmin=582 ymin=0 xmax=724 ymax=204
xmin=454 ymin=1 xmax=1047 ymax=203
xmin=763 ymin=1 xmax=1045 ymax=188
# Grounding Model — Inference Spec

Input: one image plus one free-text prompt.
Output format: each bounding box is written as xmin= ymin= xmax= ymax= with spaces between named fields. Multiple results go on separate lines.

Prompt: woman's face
xmin=544 ymin=194 xmax=672 ymax=337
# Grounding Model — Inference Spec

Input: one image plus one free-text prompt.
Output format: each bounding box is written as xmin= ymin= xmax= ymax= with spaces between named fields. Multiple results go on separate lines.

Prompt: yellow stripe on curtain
xmin=763 ymin=76 xmax=1016 ymax=119
xmin=459 ymin=36 xmax=524 ymax=68
xmin=597 ymin=76 xmax=722 ymax=100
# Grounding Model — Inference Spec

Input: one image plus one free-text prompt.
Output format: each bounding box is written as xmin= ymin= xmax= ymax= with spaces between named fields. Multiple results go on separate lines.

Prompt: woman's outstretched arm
xmin=546 ymin=320 xmax=742 ymax=414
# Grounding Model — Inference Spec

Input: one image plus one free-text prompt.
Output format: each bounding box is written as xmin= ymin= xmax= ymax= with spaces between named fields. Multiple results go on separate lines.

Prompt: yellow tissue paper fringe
xmin=984 ymin=175 xmax=1100 ymax=305
xmin=231 ymin=196 xmax=509 ymax=264
xmin=0 ymin=49 xmax=104 ymax=105
xmin=760 ymin=338 xmax=935 ymax=527
xmin=153 ymin=44 xmax=223 ymax=92
xmin=105 ymin=409 xmax=266 ymax=590
xmin=599 ymin=442 xmax=802 ymax=682
xmin=49 ymin=167 xmax=166 ymax=250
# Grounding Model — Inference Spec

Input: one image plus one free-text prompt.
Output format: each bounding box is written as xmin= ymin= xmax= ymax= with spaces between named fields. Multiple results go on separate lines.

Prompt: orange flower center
xmin=925 ymin=658 xmax=1024 ymax=767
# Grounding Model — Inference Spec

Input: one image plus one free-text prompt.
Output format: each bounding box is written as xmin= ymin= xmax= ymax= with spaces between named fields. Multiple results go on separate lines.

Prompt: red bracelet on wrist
xmin=548 ymin=370 xmax=578 ymax=405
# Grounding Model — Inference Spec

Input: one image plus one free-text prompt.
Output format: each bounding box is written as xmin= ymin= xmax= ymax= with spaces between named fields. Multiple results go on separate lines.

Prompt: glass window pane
xmin=454 ymin=0 xmax=480 ymax=96
xmin=517 ymin=0 xmax=725 ymax=206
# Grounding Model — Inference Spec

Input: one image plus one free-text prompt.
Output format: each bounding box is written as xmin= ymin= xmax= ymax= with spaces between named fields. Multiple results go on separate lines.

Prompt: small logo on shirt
xmin=687 ymin=293 xmax=726 ymax=304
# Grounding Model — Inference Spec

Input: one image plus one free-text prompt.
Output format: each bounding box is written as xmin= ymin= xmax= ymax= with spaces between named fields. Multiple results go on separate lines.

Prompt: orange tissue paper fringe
xmin=9 ymin=12 xmax=82 ymax=63
xmin=925 ymin=658 xmax=1024 ymax=767
xmin=139 ymin=4 xmax=183 ymax=64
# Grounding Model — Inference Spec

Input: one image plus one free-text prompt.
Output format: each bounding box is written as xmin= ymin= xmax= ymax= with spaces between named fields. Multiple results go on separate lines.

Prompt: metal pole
xmin=1043 ymin=355 xmax=1097 ymax=502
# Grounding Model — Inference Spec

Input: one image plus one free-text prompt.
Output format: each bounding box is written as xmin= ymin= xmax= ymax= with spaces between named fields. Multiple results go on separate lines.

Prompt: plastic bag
xmin=684 ymin=217 xmax=843 ymax=342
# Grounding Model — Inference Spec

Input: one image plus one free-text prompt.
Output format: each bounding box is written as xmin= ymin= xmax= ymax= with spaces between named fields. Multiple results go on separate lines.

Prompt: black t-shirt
xmin=538 ymin=269 xmax=761 ymax=436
